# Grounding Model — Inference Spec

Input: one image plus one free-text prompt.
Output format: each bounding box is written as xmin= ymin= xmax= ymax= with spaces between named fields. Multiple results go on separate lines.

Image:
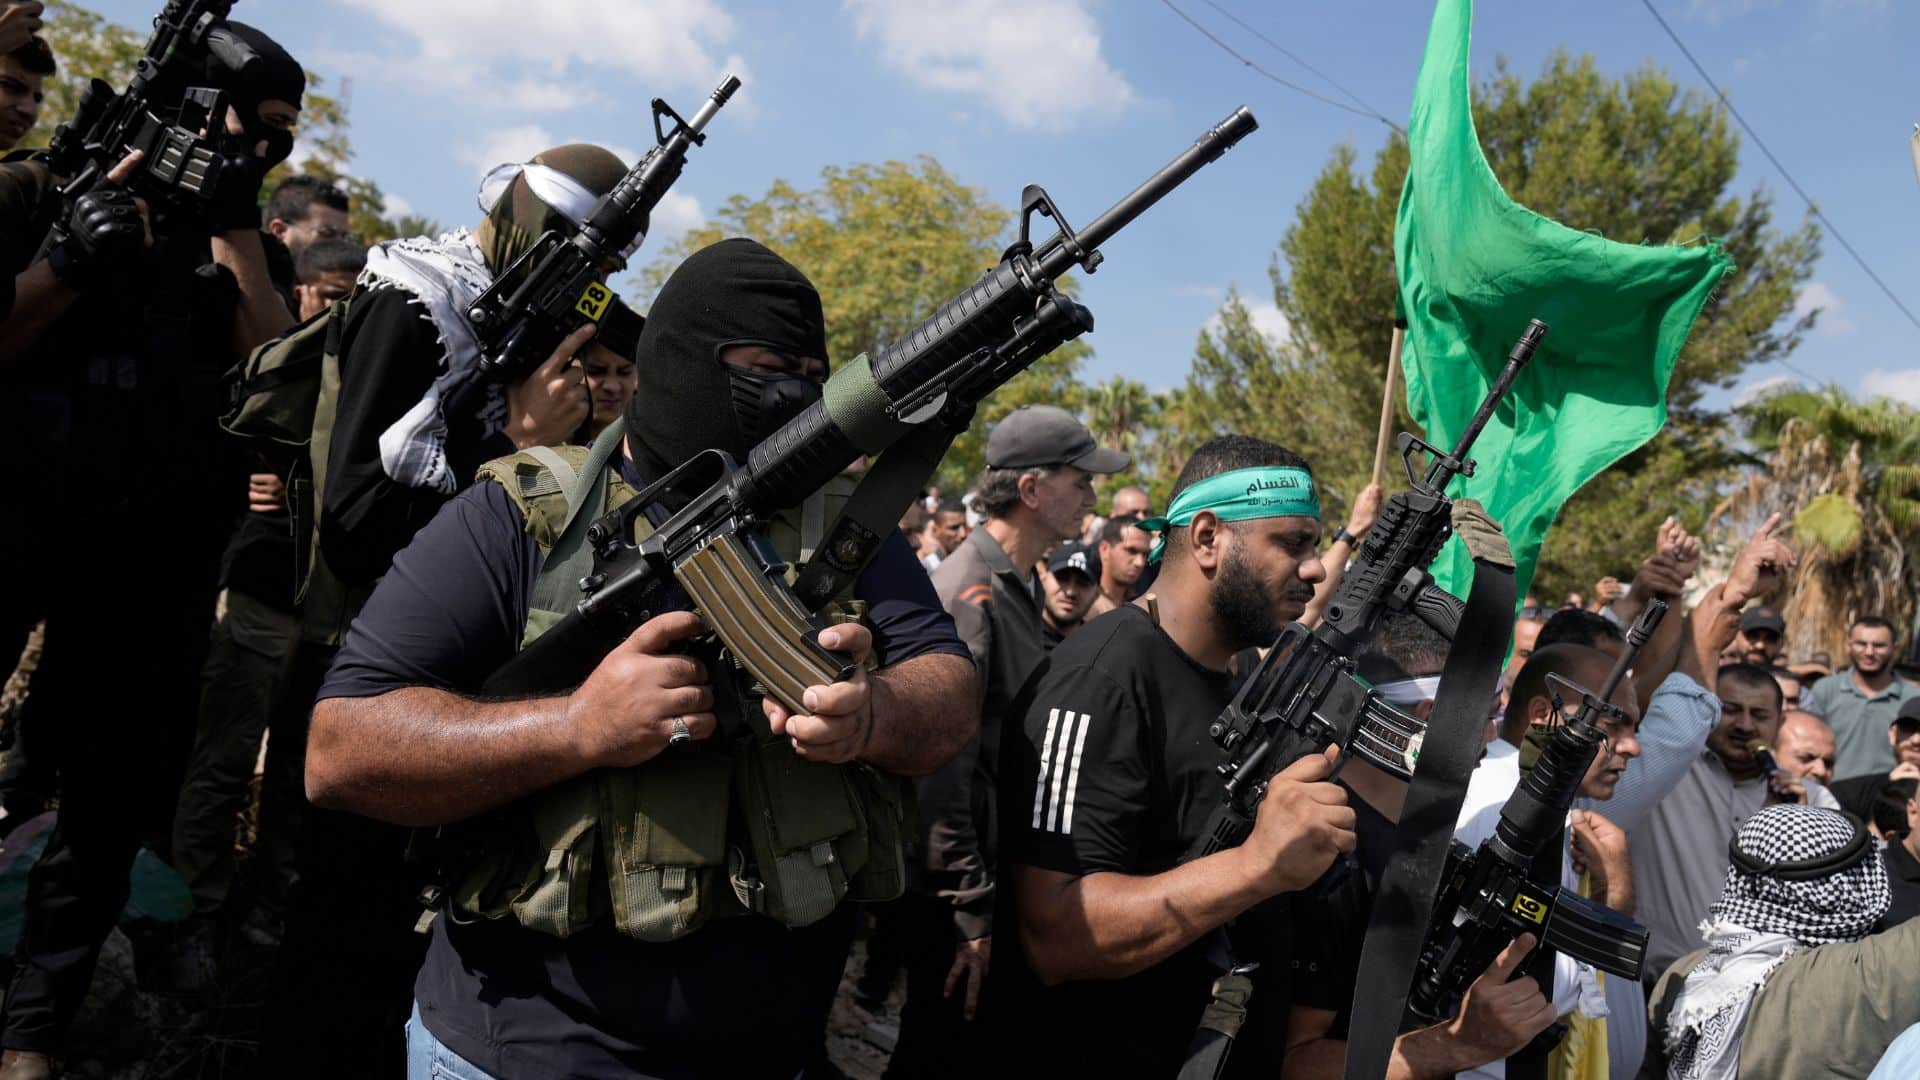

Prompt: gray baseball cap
xmin=985 ymin=405 xmax=1130 ymax=474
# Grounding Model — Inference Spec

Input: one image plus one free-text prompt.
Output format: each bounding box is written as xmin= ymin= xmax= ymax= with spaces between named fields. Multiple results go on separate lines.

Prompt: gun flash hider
xmin=676 ymin=532 xmax=854 ymax=717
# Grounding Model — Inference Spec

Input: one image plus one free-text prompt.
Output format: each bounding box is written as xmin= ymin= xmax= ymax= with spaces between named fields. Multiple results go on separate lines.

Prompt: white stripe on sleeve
xmin=1032 ymin=707 xmax=1064 ymax=829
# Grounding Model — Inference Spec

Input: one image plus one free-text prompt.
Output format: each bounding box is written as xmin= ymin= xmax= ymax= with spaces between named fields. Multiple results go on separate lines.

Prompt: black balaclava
xmin=625 ymin=238 xmax=830 ymax=492
xmin=215 ymin=22 xmax=305 ymax=169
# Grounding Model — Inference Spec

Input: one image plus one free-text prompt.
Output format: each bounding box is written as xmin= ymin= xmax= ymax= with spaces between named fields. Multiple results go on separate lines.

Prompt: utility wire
xmin=1641 ymin=0 xmax=1920 ymax=334
xmin=1199 ymin=0 xmax=1396 ymax=126
xmin=1158 ymin=0 xmax=1403 ymax=134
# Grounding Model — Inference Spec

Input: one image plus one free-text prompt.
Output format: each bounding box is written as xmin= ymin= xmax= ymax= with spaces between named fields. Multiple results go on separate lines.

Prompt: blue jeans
xmin=406 ymin=1002 xmax=498 ymax=1080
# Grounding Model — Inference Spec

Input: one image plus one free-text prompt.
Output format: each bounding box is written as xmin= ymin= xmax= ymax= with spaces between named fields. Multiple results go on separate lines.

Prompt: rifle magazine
xmin=677 ymin=532 xmax=853 ymax=717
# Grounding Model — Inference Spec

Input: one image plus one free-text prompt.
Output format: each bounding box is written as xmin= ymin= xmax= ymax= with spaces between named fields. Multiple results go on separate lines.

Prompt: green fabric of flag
xmin=1395 ymin=0 xmax=1732 ymax=603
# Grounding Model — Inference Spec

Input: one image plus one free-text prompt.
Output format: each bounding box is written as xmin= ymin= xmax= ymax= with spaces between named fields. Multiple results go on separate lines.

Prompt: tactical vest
xmin=439 ymin=441 xmax=911 ymax=941
xmin=220 ymin=291 xmax=375 ymax=645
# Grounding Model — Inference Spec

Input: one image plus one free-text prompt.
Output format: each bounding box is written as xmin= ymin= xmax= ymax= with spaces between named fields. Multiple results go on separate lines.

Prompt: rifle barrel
xmin=687 ymin=75 xmax=741 ymax=132
xmin=1034 ymin=106 xmax=1257 ymax=280
xmin=1440 ymin=318 xmax=1549 ymax=468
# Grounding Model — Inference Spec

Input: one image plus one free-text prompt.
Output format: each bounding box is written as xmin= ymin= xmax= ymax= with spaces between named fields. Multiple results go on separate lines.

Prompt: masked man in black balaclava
xmin=0 ymin=22 xmax=307 ymax=1079
xmin=299 ymin=237 xmax=978 ymax=1077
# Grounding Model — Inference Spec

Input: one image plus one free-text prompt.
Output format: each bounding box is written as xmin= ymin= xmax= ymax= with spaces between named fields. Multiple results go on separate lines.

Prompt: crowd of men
xmin=0 ymin=10 xmax=1916 ymax=1080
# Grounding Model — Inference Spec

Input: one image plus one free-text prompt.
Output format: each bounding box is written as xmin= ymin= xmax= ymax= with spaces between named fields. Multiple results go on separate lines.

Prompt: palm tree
xmin=1703 ymin=387 xmax=1920 ymax=663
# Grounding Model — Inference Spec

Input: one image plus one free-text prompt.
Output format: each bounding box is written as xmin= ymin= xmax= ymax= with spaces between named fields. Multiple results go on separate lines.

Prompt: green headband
xmin=1141 ymin=466 xmax=1321 ymax=564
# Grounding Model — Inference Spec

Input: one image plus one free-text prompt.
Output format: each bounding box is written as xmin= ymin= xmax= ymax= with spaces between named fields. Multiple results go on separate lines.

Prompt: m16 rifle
xmin=461 ymin=75 xmax=741 ymax=387
xmin=1403 ymin=600 xmax=1664 ymax=1030
xmin=1187 ymin=319 xmax=1550 ymax=861
xmin=38 ymin=0 xmax=262 ymax=232
xmin=481 ymin=107 xmax=1260 ymax=713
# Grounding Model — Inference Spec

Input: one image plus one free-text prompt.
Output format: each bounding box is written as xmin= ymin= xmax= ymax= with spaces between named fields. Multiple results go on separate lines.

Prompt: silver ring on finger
xmin=669 ymin=715 xmax=692 ymax=746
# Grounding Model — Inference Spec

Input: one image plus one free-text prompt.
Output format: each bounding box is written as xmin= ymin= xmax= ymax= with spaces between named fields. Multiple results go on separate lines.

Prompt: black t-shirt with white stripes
xmin=995 ymin=603 xmax=1295 ymax=1075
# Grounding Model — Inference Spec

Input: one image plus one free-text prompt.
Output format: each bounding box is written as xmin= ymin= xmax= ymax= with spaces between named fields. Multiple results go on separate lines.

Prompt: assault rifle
xmin=39 ymin=0 xmax=261 ymax=230
xmin=1404 ymin=600 xmax=1662 ymax=1028
xmin=481 ymin=107 xmax=1259 ymax=713
xmin=1187 ymin=319 xmax=1549 ymax=861
xmin=463 ymin=75 xmax=741 ymax=386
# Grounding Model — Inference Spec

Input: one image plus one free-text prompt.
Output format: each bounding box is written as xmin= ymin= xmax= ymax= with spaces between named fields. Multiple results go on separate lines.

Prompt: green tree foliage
xmin=1170 ymin=287 xmax=1375 ymax=525
xmin=1229 ymin=50 xmax=1818 ymax=594
xmin=642 ymin=157 xmax=1089 ymax=491
xmin=1743 ymin=386 xmax=1920 ymax=533
xmin=30 ymin=2 xmax=433 ymax=242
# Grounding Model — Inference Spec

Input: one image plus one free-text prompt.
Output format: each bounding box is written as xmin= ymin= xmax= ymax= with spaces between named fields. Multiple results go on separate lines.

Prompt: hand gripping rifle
xmin=462 ymin=75 xmax=741 ymax=387
xmin=1187 ymin=319 xmax=1550 ymax=861
xmin=480 ymin=108 xmax=1259 ymax=713
xmin=1404 ymin=600 xmax=1663 ymax=1035
xmin=38 ymin=0 xmax=262 ymax=233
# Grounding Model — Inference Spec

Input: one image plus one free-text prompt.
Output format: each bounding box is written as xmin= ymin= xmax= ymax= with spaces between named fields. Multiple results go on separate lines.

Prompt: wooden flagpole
xmin=1372 ymin=324 xmax=1407 ymax=488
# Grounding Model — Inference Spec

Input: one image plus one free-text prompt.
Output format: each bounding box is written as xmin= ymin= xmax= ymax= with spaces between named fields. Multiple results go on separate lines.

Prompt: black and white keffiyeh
xmin=361 ymin=229 xmax=504 ymax=495
xmin=1666 ymin=805 xmax=1890 ymax=1080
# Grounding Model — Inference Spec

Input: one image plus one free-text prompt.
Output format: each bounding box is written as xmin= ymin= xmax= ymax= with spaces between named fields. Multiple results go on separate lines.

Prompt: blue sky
xmin=81 ymin=0 xmax=1920 ymax=410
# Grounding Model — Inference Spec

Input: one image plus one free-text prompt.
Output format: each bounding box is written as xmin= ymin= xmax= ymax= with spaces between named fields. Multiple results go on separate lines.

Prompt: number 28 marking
xmin=575 ymin=282 xmax=612 ymax=321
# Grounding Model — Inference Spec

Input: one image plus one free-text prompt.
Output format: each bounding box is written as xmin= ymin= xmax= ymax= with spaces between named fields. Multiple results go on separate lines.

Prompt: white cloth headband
xmin=476 ymin=162 xmax=644 ymax=260
xmin=1374 ymin=674 xmax=1442 ymax=706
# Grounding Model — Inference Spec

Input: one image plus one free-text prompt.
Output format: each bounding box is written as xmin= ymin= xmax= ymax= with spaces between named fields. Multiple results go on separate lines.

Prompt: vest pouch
xmin=601 ymin=746 xmax=733 ymax=943
xmin=444 ymin=813 xmax=544 ymax=923
xmin=843 ymin=766 xmax=909 ymax=902
xmin=507 ymin=778 xmax=603 ymax=938
xmin=733 ymin=738 xmax=865 ymax=928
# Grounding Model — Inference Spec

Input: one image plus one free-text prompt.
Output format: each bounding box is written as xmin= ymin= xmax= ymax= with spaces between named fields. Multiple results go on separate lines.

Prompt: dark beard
xmin=1210 ymin=546 xmax=1282 ymax=652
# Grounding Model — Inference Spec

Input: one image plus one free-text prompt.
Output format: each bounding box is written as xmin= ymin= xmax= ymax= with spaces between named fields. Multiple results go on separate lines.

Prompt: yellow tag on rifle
xmin=1510 ymin=892 xmax=1549 ymax=925
xmin=574 ymin=281 xmax=613 ymax=321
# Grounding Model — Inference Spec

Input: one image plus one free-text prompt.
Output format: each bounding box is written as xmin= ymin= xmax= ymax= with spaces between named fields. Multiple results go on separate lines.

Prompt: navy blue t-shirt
xmin=318 ymin=466 xmax=967 ymax=1079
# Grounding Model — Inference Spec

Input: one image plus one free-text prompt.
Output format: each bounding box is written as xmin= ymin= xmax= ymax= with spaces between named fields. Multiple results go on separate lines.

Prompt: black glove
xmin=46 ymin=188 xmax=145 ymax=289
xmin=209 ymin=145 xmax=271 ymax=233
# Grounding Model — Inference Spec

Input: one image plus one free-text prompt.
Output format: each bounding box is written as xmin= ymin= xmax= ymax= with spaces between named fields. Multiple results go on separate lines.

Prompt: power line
xmin=1640 ymin=0 xmax=1920 ymax=334
xmin=1158 ymin=0 xmax=1403 ymax=134
xmin=1198 ymin=0 xmax=1398 ymax=128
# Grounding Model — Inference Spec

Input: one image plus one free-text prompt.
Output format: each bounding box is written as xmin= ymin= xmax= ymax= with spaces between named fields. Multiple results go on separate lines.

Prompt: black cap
xmin=1740 ymin=605 xmax=1786 ymax=635
xmin=1046 ymin=541 xmax=1101 ymax=582
xmin=985 ymin=406 xmax=1130 ymax=474
xmin=1896 ymin=697 xmax=1920 ymax=729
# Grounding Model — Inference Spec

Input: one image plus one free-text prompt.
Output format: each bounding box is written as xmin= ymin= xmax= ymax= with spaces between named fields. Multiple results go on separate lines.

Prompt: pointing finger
xmin=1487 ymin=932 xmax=1538 ymax=981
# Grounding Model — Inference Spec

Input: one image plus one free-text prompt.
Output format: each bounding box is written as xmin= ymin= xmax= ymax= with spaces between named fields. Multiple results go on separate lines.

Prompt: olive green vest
xmin=441 ymin=441 xmax=910 ymax=941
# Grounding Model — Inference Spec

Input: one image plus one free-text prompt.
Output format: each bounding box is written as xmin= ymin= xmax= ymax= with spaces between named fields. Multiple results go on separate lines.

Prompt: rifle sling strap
xmin=529 ymin=418 xmax=626 ymax=618
xmin=792 ymin=418 xmax=959 ymax=611
xmin=1341 ymin=556 xmax=1517 ymax=1080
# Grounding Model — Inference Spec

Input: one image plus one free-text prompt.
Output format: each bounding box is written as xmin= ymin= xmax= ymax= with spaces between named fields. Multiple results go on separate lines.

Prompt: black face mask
xmin=726 ymin=365 xmax=822 ymax=450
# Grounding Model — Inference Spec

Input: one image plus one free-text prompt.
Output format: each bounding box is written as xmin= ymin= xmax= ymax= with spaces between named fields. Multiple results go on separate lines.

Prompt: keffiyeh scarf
xmin=1665 ymin=805 xmax=1889 ymax=1080
xmin=362 ymin=228 xmax=502 ymax=495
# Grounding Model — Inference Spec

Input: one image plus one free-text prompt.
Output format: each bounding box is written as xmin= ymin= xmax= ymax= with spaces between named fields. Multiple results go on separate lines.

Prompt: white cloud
xmin=504 ymin=76 xmax=602 ymax=113
xmin=1791 ymin=281 xmax=1856 ymax=334
xmin=1733 ymin=374 xmax=1798 ymax=408
xmin=1205 ymin=294 xmax=1290 ymax=345
xmin=648 ymin=190 xmax=706 ymax=245
xmin=337 ymin=0 xmax=735 ymax=83
xmin=843 ymin=0 xmax=1135 ymax=131
xmin=1176 ymin=283 xmax=1225 ymax=301
xmin=460 ymin=124 xmax=560 ymax=177
xmin=381 ymin=192 xmax=415 ymax=219
xmin=333 ymin=0 xmax=747 ymax=108
xmin=1862 ymin=368 xmax=1920 ymax=406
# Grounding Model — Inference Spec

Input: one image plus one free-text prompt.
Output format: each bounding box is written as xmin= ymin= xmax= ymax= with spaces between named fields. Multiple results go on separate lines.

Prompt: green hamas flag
xmin=1395 ymin=0 xmax=1732 ymax=603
